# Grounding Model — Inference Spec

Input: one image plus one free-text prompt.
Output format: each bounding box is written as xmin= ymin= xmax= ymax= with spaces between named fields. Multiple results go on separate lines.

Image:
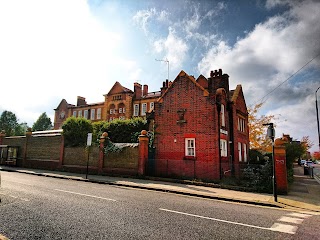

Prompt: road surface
xmin=0 ymin=171 xmax=319 ymax=239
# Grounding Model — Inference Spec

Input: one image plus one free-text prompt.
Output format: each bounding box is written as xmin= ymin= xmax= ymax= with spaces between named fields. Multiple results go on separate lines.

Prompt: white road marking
xmin=159 ymin=208 xmax=296 ymax=234
xmin=54 ymin=189 xmax=116 ymax=202
xmin=270 ymin=223 xmax=297 ymax=234
xmin=278 ymin=216 xmax=304 ymax=224
xmin=20 ymin=198 xmax=29 ymax=201
xmin=9 ymin=195 xmax=18 ymax=198
xmin=287 ymin=212 xmax=313 ymax=218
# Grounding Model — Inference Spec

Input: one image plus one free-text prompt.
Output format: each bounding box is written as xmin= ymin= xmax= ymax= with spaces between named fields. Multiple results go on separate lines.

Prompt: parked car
xmin=306 ymin=160 xmax=314 ymax=167
xmin=300 ymin=159 xmax=306 ymax=166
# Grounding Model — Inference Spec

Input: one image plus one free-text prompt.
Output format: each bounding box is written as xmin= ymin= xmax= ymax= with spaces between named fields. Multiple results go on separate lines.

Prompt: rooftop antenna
xmin=155 ymin=58 xmax=169 ymax=80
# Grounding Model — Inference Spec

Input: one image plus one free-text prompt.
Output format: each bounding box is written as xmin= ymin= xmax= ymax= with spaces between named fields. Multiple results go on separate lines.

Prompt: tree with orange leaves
xmin=248 ymin=103 xmax=275 ymax=152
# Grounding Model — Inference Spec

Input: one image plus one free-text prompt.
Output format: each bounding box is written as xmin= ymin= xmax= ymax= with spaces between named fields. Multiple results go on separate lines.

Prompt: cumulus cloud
xmin=198 ymin=0 xmax=320 ymax=150
xmin=153 ymin=27 xmax=188 ymax=71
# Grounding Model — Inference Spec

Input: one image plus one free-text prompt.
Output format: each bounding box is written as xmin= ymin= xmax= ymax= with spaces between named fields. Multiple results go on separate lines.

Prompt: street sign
xmin=87 ymin=133 xmax=92 ymax=146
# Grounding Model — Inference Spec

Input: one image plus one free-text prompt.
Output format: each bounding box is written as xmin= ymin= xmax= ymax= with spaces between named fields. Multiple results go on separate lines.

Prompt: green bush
xmin=241 ymin=161 xmax=273 ymax=193
xmin=93 ymin=118 xmax=148 ymax=143
xmin=62 ymin=117 xmax=93 ymax=147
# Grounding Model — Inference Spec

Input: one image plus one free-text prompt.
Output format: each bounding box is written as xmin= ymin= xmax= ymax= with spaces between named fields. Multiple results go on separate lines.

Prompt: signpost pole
xmin=86 ymin=133 xmax=93 ymax=179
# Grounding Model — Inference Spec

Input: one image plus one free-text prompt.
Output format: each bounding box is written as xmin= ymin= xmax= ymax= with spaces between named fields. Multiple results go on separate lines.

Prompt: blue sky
xmin=0 ymin=0 xmax=319 ymax=152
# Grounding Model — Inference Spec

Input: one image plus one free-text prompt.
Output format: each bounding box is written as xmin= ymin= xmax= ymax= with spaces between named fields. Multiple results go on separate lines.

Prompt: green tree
xmin=15 ymin=122 xmax=29 ymax=136
xmin=0 ymin=110 xmax=20 ymax=136
xmin=285 ymin=141 xmax=305 ymax=183
xmin=62 ymin=117 xmax=93 ymax=147
xmin=32 ymin=112 xmax=52 ymax=131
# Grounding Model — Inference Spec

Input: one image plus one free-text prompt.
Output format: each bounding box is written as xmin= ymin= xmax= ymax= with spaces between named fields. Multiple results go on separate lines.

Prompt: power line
xmin=254 ymin=52 xmax=320 ymax=106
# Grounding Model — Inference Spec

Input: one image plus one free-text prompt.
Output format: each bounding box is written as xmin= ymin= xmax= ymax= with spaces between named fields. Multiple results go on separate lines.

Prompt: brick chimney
xmin=143 ymin=84 xmax=148 ymax=97
xmin=161 ymin=79 xmax=169 ymax=95
xmin=208 ymin=69 xmax=229 ymax=95
xmin=77 ymin=96 xmax=87 ymax=106
xmin=134 ymin=82 xmax=142 ymax=99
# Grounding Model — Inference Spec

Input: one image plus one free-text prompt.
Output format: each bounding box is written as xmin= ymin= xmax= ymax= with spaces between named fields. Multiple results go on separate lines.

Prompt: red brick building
xmin=152 ymin=69 xmax=249 ymax=181
xmin=54 ymin=82 xmax=160 ymax=129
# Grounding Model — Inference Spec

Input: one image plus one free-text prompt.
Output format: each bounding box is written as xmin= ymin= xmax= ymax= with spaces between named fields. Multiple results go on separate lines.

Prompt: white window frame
xmin=238 ymin=142 xmax=242 ymax=162
xmin=110 ymin=109 xmax=113 ymax=115
xmin=97 ymin=108 xmax=101 ymax=119
xmin=119 ymin=108 xmax=122 ymax=114
xmin=133 ymin=104 xmax=139 ymax=116
xmin=78 ymin=110 xmax=82 ymax=118
xmin=220 ymin=139 xmax=227 ymax=157
xmin=221 ymin=104 xmax=225 ymax=127
xmin=141 ymin=103 xmax=147 ymax=116
xmin=150 ymin=102 xmax=154 ymax=110
xmin=185 ymin=138 xmax=196 ymax=157
xmin=91 ymin=109 xmax=95 ymax=120
xmin=84 ymin=110 xmax=89 ymax=119
xmin=73 ymin=111 xmax=77 ymax=117
xmin=243 ymin=143 xmax=247 ymax=162
xmin=123 ymin=107 xmax=126 ymax=113
xmin=238 ymin=117 xmax=245 ymax=132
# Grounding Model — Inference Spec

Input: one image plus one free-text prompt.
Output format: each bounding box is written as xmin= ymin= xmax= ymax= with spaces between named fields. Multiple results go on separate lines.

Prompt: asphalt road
xmin=0 ymin=171 xmax=320 ymax=240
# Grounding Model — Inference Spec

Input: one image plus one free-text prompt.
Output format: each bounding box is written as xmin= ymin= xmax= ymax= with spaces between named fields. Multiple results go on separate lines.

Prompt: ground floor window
xmin=185 ymin=138 xmax=195 ymax=157
xmin=220 ymin=139 xmax=227 ymax=157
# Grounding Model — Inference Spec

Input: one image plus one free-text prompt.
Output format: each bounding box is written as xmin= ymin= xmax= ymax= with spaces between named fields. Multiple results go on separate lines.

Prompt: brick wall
xmin=154 ymin=73 xmax=220 ymax=181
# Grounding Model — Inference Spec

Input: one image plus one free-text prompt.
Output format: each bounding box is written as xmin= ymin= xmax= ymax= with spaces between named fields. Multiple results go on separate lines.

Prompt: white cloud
xmin=153 ymin=27 xmax=188 ymax=71
xmin=0 ymin=0 xmax=121 ymax=125
xmin=198 ymin=0 xmax=320 ymax=152
xmin=132 ymin=8 xmax=156 ymax=35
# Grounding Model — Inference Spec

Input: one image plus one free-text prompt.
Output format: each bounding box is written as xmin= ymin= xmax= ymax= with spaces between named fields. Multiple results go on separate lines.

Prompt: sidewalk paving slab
xmin=1 ymin=165 xmax=319 ymax=213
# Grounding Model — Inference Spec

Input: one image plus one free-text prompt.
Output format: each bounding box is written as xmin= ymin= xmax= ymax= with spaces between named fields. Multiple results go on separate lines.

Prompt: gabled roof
xmin=105 ymin=81 xmax=133 ymax=96
xmin=230 ymin=84 xmax=247 ymax=109
xmin=157 ymin=70 xmax=209 ymax=102
xmin=54 ymin=99 xmax=74 ymax=110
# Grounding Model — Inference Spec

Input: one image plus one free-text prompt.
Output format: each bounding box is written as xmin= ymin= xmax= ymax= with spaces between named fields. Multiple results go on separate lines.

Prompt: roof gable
xmin=231 ymin=85 xmax=247 ymax=112
xmin=158 ymin=70 xmax=209 ymax=102
xmin=196 ymin=74 xmax=208 ymax=89
xmin=106 ymin=82 xmax=133 ymax=96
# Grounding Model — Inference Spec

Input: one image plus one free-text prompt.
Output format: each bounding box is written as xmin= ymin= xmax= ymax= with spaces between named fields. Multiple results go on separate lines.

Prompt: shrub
xmin=93 ymin=118 xmax=148 ymax=143
xmin=62 ymin=117 xmax=93 ymax=147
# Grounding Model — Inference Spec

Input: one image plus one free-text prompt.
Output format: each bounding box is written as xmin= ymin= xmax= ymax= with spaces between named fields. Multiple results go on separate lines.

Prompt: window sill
xmin=184 ymin=156 xmax=196 ymax=161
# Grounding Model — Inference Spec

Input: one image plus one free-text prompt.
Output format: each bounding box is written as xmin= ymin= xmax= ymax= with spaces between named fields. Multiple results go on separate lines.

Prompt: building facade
xmin=54 ymin=82 xmax=161 ymax=129
xmin=152 ymin=69 xmax=249 ymax=181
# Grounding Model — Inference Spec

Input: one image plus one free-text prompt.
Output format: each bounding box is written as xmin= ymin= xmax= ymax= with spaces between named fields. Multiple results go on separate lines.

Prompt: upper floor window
xmin=84 ymin=110 xmax=89 ymax=119
xmin=133 ymin=104 xmax=139 ymax=116
xmin=238 ymin=117 xmax=245 ymax=132
xmin=78 ymin=110 xmax=82 ymax=118
xmin=123 ymin=107 xmax=126 ymax=113
xmin=112 ymin=95 xmax=122 ymax=101
xmin=119 ymin=108 xmax=122 ymax=114
xmin=141 ymin=103 xmax=147 ymax=116
xmin=110 ymin=109 xmax=113 ymax=114
xmin=73 ymin=111 xmax=77 ymax=117
xmin=221 ymin=104 xmax=225 ymax=127
xmin=185 ymin=138 xmax=195 ymax=157
xmin=97 ymin=108 xmax=101 ymax=119
xmin=91 ymin=109 xmax=95 ymax=120
xmin=150 ymin=102 xmax=154 ymax=110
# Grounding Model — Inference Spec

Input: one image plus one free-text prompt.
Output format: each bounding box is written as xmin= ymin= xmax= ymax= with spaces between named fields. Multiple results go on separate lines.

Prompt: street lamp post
xmin=263 ymin=123 xmax=277 ymax=202
xmin=316 ymin=87 xmax=320 ymax=152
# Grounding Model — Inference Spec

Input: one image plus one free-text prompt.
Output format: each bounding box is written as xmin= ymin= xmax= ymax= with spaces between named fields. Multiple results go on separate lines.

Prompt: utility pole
xmin=155 ymin=58 xmax=169 ymax=80
xmin=316 ymin=86 xmax=320 ymax=151
xmin=263 ymin=123 xmax=277 ymax=202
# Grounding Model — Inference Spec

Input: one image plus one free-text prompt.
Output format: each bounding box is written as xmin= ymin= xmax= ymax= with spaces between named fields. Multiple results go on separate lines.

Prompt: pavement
xmin=1 ymin=163 xmax=320 ymax=213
